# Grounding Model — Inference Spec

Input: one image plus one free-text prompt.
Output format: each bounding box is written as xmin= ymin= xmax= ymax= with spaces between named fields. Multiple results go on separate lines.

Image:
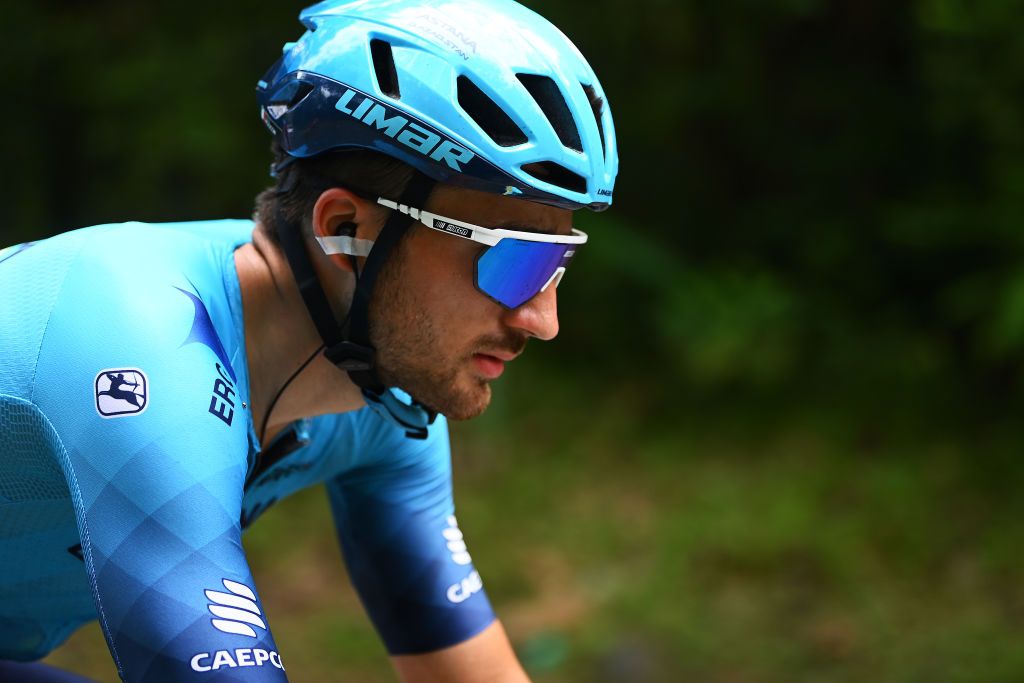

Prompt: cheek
xmin=408 ymin=234 xmax=488 ymax=316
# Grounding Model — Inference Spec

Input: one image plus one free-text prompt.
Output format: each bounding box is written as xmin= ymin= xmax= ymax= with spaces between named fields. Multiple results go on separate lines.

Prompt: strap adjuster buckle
xmin=325 ymin=341 xmax=374 ymax=372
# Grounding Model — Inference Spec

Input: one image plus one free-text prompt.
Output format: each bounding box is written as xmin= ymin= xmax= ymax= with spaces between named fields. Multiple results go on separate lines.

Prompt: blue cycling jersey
xmin=0 ymin=221 xmax=495 ymax=681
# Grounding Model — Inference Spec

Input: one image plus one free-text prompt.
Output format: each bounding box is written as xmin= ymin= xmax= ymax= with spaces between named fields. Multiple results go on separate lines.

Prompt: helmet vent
xmin=516 ymin=74 xmax=583 ymax=153
xmin=370 ymin=39 xmax=401 ymax=99
xmin=521 ymin=161 xmax=587 ymax=194
xmin=457 ymin=76 xmax=528 ymax=147
xmin=582 ymin=83 xmax=607 ymax=161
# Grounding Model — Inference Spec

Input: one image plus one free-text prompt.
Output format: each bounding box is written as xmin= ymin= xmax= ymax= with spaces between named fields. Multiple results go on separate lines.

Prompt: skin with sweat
xmin=234 ymin=183 xmax=571 ymax=445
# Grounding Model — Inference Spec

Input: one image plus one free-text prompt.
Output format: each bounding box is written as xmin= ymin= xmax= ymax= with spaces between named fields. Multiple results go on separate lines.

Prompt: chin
xmin=427 ymin=378 xmax=492 ymax=421
xmin=382 ymin=359 xmax=494 ymax=421
xmin=440 ymin=385 xmax=491 ymax=421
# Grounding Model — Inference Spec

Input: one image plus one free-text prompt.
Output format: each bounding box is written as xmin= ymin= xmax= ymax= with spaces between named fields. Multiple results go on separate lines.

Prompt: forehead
xmin=426 ymin=184 xmax=574 ymax=235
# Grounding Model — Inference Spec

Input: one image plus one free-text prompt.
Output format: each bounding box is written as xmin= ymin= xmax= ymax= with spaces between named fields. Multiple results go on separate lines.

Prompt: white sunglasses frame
xmin=316 ymin=198 xmax=588 ymax=258
xmin=315 ymin=197 xmax=588 ymax=304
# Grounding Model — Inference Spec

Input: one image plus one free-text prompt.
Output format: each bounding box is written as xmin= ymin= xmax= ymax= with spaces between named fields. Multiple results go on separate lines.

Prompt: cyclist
xmin=0 ymin=0 xmax=617 ymax=680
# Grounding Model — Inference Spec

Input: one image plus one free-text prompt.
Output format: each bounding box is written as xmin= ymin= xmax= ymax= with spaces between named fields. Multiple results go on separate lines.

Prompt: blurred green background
xmin=5 ymin=0 xmax=1024 ymax=680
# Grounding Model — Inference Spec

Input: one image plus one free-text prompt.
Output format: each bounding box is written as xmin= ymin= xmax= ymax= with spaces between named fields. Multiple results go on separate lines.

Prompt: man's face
xmin=369 ymin=185 xmax=572 ymax=420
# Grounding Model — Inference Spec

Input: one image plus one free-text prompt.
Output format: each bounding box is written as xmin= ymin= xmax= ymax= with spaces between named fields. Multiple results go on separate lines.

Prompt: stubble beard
xmin=368 ymin=253 xmax=493 ymax=421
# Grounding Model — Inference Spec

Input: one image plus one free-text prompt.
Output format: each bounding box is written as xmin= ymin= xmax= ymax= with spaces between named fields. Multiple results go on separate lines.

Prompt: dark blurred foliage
xmin=548 ymin=0 xmax=1024 ymax=424
xmin=5 ymin=0 xmax=1024 ymax=428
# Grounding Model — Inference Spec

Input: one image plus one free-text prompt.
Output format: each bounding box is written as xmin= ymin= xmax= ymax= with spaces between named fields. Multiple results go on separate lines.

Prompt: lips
xmin=471 ymin=337 xmax=525 ymax=380
xmin=472 ymin=353 xmax=507 ymax=379
xmin=480 ymin=349 xmax=519 ymax=362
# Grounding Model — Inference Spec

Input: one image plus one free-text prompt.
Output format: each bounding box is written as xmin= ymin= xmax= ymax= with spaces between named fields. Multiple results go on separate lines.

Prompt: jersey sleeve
xmin=325 ymin=413 xmax=496 ymax=655
xmin=32 ymin=239 xmax=287 ymax=681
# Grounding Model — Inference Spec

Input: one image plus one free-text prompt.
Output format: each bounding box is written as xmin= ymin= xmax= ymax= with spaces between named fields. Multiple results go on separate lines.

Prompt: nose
xmin=503 ymin=283 xmax=560 ymax=341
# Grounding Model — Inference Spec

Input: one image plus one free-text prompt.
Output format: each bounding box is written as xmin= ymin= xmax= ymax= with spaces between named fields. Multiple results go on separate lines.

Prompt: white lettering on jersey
xmin=446 ymin=570 xmax=483 ymax=604
xmin=443 ymin=516 xmax=473 ymax=566
xmin=190 ymin=649 xmax=285 ymax=672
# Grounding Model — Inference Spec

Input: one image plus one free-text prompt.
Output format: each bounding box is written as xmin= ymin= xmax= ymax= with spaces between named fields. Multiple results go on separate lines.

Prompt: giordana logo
xmin=95 ymin=369 xmax=148 ymax=418
xmin=434 ymin=220 xmax=472 ymax=238
xmin=205 ymin=579 xmax=266 ymax=638
xmin=335 ymin=88 xmax=476 ymax=172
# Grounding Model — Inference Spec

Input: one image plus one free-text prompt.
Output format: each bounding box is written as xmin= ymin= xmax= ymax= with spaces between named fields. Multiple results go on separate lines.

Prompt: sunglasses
xmin=316 ymin=198 xmax=588 ymax=309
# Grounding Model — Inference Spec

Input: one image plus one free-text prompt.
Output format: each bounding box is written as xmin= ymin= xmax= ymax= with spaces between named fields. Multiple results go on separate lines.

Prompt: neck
xmin=234 ymin=224 xmax=364 ymax=446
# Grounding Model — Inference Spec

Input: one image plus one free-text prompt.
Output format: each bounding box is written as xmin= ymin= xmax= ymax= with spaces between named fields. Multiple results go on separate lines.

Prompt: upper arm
xmin=326 ymin=415 xmax=496 ymax=656
xmin=33 ymin=255 xmax=286 ymax=681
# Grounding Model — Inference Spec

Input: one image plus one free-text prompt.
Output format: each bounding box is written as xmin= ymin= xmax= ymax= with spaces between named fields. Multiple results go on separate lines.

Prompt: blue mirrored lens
xmin=476 ymin=239 xmax=576 ymax=308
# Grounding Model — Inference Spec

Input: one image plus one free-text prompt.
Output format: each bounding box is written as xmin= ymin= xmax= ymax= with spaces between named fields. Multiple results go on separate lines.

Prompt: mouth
xmin=472 ymin=351 xmax=516 ymax=379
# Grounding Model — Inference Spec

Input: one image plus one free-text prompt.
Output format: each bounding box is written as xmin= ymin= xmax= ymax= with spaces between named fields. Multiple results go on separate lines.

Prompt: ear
xmin=311 ymin=188 xmax=383 ymax=273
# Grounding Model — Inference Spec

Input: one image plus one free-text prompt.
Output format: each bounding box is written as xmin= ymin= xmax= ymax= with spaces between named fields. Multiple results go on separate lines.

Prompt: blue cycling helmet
xmin=258 ymin=0 xmax=618 ymax=438
xmin=257 ymin=0 xmax=617 ymax=210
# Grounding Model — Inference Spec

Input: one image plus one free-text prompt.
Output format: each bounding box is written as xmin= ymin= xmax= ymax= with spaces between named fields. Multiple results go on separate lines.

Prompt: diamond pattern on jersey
xmin=68 ymin=436 xmax=280 ymax=679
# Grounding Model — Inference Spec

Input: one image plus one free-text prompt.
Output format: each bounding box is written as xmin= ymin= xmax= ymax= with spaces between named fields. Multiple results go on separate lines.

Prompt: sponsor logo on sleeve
xmin=94 ymin=369 xmax=149 ymax=418
xmin=190 ymin=579 xmax=285 ymax=673
xmin=189 ymin=648 xmax=285 ymax=673
xmin=443 ymin=516 xmax=473 ymax=566
xmin=447 ymin=570 xmax=484 ymax=604
xmin=443 ymin=516 xmax=485 ymax=604
xmin=205 ymin=579 xmax=266 ymax=638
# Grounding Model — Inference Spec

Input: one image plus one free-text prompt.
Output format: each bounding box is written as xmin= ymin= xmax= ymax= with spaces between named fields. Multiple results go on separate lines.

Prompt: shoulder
xmin=34 ymin=221 xmax=247 ymax=368
xmin=26 ymin=221 xmax=255 ymax=460
xmin=353 ymin=405 xmax=450 ymax=465
xmin=308 ymin=404 xmax=452 ymax=480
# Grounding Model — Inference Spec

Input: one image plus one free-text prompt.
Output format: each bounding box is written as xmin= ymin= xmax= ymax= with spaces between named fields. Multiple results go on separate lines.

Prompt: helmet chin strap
xmin=274 ymin=170 xmax=438 ymax=439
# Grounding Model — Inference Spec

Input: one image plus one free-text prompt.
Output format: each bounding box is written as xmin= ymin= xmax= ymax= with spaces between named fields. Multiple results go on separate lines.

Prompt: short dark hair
xmin=254 ymin=141 xmax=415 ymax=241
